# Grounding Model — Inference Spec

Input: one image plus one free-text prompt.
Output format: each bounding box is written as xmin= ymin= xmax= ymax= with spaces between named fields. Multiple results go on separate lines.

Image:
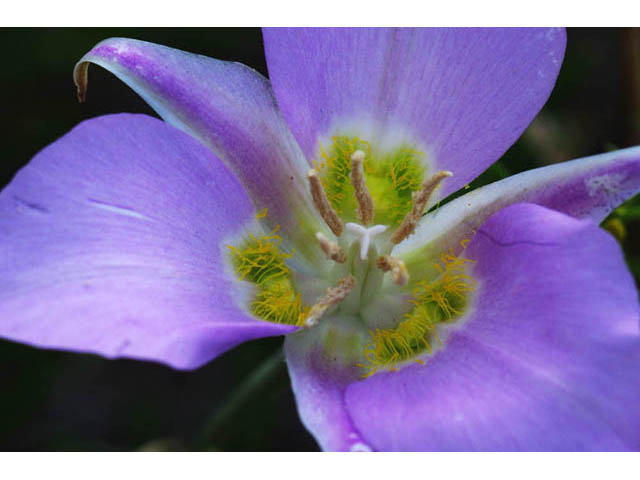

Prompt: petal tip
xmin=73 ymin=61 xmax=89 ymax=103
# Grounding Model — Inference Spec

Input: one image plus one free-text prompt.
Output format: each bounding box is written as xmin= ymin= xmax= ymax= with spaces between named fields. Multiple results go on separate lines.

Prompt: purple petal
xmin=74 ymin=38 xmax=322 ymax=257
xmin=263 ymin=28 xmax=565 ymax=196
xmin=284 ymin=326 xmax=372 ymax=452
xmin=345 ymin=203 xmax=640 ymax=451
xmin=395 ymin=146 xmax=640 ymax=264
xmin=0 ymin=114 xmax=295 ymax=370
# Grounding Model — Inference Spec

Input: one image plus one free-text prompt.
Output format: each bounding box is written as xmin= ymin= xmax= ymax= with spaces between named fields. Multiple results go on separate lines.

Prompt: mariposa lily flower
xmin=1 ymin=28 xmax=639 ymax=451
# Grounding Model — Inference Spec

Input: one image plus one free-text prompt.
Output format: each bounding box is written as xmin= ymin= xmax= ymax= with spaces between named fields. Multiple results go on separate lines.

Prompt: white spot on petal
xmin=585 ymin=173 xmax=625 ymax=198
xmin=349 ymin=442 xmax=373 ymax=452
xmin=88 ymin=198 xmax=153 ymax=222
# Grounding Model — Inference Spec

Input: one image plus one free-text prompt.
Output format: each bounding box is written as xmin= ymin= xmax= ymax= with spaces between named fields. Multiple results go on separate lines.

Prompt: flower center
xmin=227 ymin=134 xmax=476 ymax=377
xmin=306 ymin=145 xmax=452 ymax=291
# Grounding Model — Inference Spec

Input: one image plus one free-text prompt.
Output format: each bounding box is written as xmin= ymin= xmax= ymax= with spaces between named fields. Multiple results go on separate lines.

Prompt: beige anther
xmin=376 ymin=255 xmax=409 ymax=286
xmin=307 ymin=169 xmax=344 ymax=237
xmin=304 ymin=275 xmax=356 ymax=327
xmin=391 ymin=170 xmax=453 ymax=244
xmin=316 ymin=232 xmax=347 ymax=263
xmin=350 ymin=150 xmax=374 ymax=225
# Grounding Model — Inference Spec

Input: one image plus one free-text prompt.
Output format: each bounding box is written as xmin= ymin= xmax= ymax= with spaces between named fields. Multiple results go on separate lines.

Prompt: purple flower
xmin=1 ymin=28 xmax=639 ymax=451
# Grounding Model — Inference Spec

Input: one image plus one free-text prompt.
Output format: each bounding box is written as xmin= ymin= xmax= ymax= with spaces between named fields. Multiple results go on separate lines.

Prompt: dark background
xmin=0 ymin=28 xmax=639 ymax=451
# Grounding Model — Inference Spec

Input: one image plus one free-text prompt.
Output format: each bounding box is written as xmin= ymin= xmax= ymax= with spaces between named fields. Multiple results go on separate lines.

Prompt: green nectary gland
xmin=227 ymin=230 xmax=307 ymax=327
xmin=315 ymin=135 xmax=426 ymax=227
xmin=374 ymin=289 xmax=466 ymax=354
xmin=358 ymin=248 xmax=476 ymax=377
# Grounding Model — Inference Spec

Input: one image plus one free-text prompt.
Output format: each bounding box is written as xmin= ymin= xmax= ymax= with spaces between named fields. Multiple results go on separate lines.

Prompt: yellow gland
xmin=358 ymin=240 xmax=476 ymax=378
xmin=360 ymin=305 xmax=441 ymax=378
xmin=227 ymin=226 xmax=292 ymax=284
xmin=227 ymin=221 xmax=309 ymax=326
xmin=252 ymin=279 xmax=310 ymax=327
xmin=314 ymin=135 xmax=426 ymax=226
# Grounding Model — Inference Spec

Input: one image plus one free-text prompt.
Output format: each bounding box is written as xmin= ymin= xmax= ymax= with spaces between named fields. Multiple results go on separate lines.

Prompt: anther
xmin=305 ymin=275 xmax=356 ymax=327
xmin=376 ymin=255 xmax=409 ymax=286
xmin=350 ymin=150 xmax=374 ymax=225
xmin=391 ymin=170 xmax=453 ymax=244
xmin=316 ymin=232 xmax=347 ymax=263
xmin=308 ymin=169 xmax=344 ymax=237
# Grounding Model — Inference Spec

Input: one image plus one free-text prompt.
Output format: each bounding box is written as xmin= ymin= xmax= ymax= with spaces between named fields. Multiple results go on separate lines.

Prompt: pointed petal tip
xmin=73 ymin=37 xmax=132 ymax=104
xmin=73 ymin=61 xmax=89 ymax=103
xmin=70 ymin=36 xmax=323 ymax=256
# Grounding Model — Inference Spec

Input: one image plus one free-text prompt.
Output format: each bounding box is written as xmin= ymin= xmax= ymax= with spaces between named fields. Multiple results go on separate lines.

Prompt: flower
xmin=1 ymin=28 xmax=640 ymax=451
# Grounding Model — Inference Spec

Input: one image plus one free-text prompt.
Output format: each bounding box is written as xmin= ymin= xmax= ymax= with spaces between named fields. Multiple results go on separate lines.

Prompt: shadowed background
xmin=0 ymin=27 xmax=639 ymax=451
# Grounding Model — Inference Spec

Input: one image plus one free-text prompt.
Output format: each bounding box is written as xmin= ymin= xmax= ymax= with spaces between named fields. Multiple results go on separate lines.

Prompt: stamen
xmin=391 ymin=170 xmax=453 ymax=244
xmin=350 ymin=150 xmax=374 ymax=225
xmin=308 ymin=169 xmax=344 ymax=237
xmin=376 ymin=255 xmax=409 ymax=286
xmin=304 ymin=275 xmax=356 ymax=327
xmin=316 ymin=232 xmax=347 ymax=263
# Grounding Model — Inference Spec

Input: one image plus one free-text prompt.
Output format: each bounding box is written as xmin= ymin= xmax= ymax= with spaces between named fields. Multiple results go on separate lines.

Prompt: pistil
xmin=345 ymin=223 xmax=388 ymax=260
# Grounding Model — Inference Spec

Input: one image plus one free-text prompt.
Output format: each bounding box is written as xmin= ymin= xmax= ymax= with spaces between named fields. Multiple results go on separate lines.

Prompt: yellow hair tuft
xmin=358 ymin=239 xmax=475 ymax=377
xmin=252 ymin=279 xmax=309 ymax=327
xmin=227 ymin=227 xmax=292 ymax=284
xmin=314 ymin=135 xmax=425 ymax=226
xmin=227 ymin=222 xmax=308 ymax=326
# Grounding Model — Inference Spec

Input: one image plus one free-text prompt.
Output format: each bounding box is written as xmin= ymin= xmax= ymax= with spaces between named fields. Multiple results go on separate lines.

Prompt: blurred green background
xmin=0 ymin=28 xmax=639 ymax=451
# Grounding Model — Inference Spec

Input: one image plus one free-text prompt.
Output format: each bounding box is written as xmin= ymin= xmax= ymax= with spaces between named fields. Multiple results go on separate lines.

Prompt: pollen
xmin=350 ymin=150 xmax=374 ymax=225
xmin=376 ymin=255 xmax=409 ymax=286
xmin=308 ymin=169 xmax=344 ymax=236
xmin=305 ymin=275 xmax=357 ymax=327
xmin=358 ymin=240 xmax=476 ymax=377
xmin=316 ymin=232 xmax=347 ymax=263
xmin=391 ymin=170 xmax=453 ymax=244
